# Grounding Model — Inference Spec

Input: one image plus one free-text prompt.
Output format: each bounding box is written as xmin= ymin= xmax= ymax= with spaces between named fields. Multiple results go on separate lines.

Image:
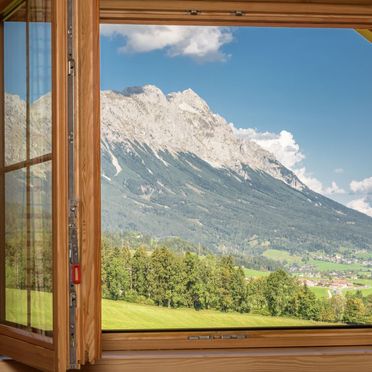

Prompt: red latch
xmin=72 ymin=263 xmax=81 ymax=284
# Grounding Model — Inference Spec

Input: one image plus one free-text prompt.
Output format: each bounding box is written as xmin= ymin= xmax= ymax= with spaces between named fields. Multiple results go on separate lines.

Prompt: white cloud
xmin=294 ymin=167 xmax=323 ymax=194
xmin=347 ymin=197 xmax=372 ymax=217
xmin=232 ymin=125 xmax=346 ymax=196
xmin=100 ymin=25 xmax=233 ymax=62
xmin=334 ymin=168 xmax=344 ymax=174
xmin=293 ymin=168 xmax=345 ymax=196
xmin=348 ymin=178 xmax=372 ymax=216
xmin=324 ymin=181 xmax=346 ymax=195
xmin=232 ymin=127 xmax=305 ymax=169
xmin=350 ymin=176 xmax=372 ymax=193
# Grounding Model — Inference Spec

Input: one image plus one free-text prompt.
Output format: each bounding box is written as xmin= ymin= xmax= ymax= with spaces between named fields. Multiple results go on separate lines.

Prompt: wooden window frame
xmin=0 ymin=0 xmax=363 ymax=369
xmin=2 ymin=0 xmax=371 ymax=370
xmin=72 ymin=0 xmax=372 ymax=364
xmin=0 ymin=0 xmax=70 ymax=370
xmin=1 ymin=0 xmax=54 ymax=336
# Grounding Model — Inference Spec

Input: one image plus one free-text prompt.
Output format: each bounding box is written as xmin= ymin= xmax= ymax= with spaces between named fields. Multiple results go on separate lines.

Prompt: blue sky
xmin=5 ymin=22 xmax=372 ymax=215
xmin=5 ymin=22 xmax=51 ymax=102
xmin=100 ymin=25 xmax=372 ymax=215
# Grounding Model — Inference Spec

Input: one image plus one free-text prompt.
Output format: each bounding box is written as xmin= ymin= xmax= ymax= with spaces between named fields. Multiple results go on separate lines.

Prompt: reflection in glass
xmin=4 ymin=5 xmax=27 ymax=166
xmin=4 ymin=169 xmax=27 ymax=326
xmin=1 ymin=0 xmax=53 ymax=336
xmin=100 ymin=25 xmax=372 ymax=330
xmin=30 ymin=161 xmax=52 ymax=331
xmin=30 ymin=21 xmax=52 ymax=159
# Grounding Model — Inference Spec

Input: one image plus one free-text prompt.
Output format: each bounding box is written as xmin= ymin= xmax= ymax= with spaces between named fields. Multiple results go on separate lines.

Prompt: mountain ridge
xmin=101 ymin=85 xmax=305 ymax=191
xmin=99 ymin=85 xmax=372 ymax=255
xmin=4 ymin=87 xmax=372 ymax=255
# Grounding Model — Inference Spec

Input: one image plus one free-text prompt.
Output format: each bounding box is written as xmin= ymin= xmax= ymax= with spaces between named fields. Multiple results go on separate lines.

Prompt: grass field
xmin=309 ymin=259 xmax=365 ymax=272
xmin=352 ymin=279 xmax=372 ymax=287
xmin=243 ymin=268 xmax=270 ymax=278
xmin=102 ymin=299 xmax=333 ymax=330
xmin=343 ymin=287 xmax=372 ymax=297
xmin=5 ymin=288 xmax=338 ymax=331
xmin=309 ymin=286 xmax=329 ymax=299
xmin=5 ymin=288 xmax=52 ymax=331
xmin=262 ymin=249 xmax=303 ymax=264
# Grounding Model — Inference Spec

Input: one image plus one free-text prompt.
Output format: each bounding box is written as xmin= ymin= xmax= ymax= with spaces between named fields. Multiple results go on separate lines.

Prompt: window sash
xmin=93 ymin=0 xmax=372 ymax=358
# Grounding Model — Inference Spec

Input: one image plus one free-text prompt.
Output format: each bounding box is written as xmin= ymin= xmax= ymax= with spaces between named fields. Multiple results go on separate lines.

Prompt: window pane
xmin=30 ymin=161 xmax=52 ymax=331
xmin=4 ymin=169 xmax=27 ymax=327
xmin=4 ymin=5 xmax=27 ymax=166
xmin=1 ymin=0 xmax=53 ymax=336
xmin=101 ymin=25 xmax=372 ymax=330
xmin=30 ymin=17 xmax=52 ymax=159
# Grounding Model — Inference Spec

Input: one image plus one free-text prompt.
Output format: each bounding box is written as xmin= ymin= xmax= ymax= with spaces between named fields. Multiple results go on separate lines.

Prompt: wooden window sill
xmin=80 ymin=346 xmax=372 ymax=372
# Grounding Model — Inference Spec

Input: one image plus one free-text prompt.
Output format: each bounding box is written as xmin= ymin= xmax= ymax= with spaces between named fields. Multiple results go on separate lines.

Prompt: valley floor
xmin=102 ymin=299 xmax=335 ymax=330
xmin=2 ymin=288 xmax=346 ymax=331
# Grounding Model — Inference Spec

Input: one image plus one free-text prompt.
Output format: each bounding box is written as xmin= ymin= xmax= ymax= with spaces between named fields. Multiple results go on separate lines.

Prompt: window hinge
xmin=68 ymin=58 xmax=75 ymax=76
xmin=234 ymin=10 xmax=245 ymax=16
xmin=188 ymin=334 xmax=247 ymax=341
xmin=68 ymin=130 xmax=74 ymax=144
xmin=187 ymin=9 xmax=200 ymax=16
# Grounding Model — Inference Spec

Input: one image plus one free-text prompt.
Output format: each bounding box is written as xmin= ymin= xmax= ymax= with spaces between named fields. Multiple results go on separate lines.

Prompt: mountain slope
xmin=100 ymin=85 xmax=372 ymax=255
xmin=101 ymin=85 xmax=305 ymax=190
xmin=4 ymin=88 xmax=372 ymax=256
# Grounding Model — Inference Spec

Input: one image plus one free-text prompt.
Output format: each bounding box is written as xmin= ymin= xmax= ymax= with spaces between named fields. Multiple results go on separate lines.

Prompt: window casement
xmin=1 ymin=1 xmax=372 ymax=371
xmin=94 ymin=0 xmax=372 ymax=366
xmin=0 ymin=0 xmax=69 ymax=370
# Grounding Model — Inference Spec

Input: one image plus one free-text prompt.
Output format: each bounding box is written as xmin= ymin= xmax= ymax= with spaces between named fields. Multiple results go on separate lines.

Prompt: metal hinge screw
xmin=68 ymin=59 xmax=75 ymax=76
xmin=188 ymin=9 xmax=200 ymax=16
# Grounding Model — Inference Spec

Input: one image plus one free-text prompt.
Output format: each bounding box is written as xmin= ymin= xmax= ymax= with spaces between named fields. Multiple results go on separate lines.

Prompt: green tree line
xmin=102 ymin=241 xmax=372 ymax=324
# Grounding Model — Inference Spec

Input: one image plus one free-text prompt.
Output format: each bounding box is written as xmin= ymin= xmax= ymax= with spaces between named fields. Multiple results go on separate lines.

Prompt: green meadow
xmin=263 ymin=249 xmax=303 ymax=264
xmin=5 ymin=288 xmax=53 ymax=331
xmin=243 ymin=268 xmax=270 ymax=278
xmin=102 ymin=299 xmax=332 ymax=330
xmin=343 ymin=287 xmax=372 ymax=297
xmin=309 ymin=259 xmax=365 ymax=272
xmin=4 ymin=288 xmax=342 ymax=331
xmin=309 ymin=286 xmax=329 ymax=299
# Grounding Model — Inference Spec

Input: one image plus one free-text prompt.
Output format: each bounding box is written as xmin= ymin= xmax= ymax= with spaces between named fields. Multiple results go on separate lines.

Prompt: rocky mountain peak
xmin=101 ymin=85 xmax=305 ymax=190
xmin=167 ymin=88 xmax=210 ymax=113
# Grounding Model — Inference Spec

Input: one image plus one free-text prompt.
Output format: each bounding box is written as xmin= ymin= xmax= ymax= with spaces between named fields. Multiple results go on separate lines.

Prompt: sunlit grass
xmin=5 ymin=288 xmax=52 ymax=331
xmin=309 ymin=259 xmax=365 ymax=272
xmin=243 ymin=268 xmax=270 ymax=278
xmin=343 ymin=287 xmax=372 ymax=297
xmin=263 ymin=249 xmax=303 ymax=264
xmin=310 ymin=286 xmax=329 ymax=299
xmin=102 ymin=299 xmax=333 ymax=330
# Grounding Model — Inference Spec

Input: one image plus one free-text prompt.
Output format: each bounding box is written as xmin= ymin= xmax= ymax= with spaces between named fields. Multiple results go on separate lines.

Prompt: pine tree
xmin=148 ymin=247 xmax=183 ymax=307
xmin=343 ymin=295 xmax=366 ymax=323
xmin=216 ymin=256 xmax=235 ymax=311
xmin=132 ymin=246 xmax=149 ymax=297
xmin=230 ymin=267 xmax=249 ymax=313
xmin=104 ymin=246 xmax=132 ymax=300
xmin=246 ymin=277 xmax=268 ymax=315
xmin=184 ymin=252 xmax=203 ymax=309
xmin=199 ymin=255 xmax=219 ymax=310
xmin=295 ymin=284 xmax=320 ymax=320
xmin=264 ymin=269 xmax=300 ymax=316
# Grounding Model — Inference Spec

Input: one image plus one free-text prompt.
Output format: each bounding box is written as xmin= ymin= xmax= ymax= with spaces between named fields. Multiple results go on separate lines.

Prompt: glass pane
xmin=4 ymin=4 xmax=27 ymax=166
xmin=4 ymin=169 xmax=27 ymax=327
xmin=101 ymin=25 xmax=372 ymax=330
xmin=30 ymin=161 xmax=52 ymax=331
xmin=30 ymin=12 xmax=52 ymax=159
xmin=1 ymin=0 xmax=53 ymax=336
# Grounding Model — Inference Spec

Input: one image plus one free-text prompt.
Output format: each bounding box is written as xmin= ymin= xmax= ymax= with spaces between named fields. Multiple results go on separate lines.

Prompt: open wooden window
xmin=99 ymin=20 xmax=372 ymax=330
xmin=1 ymin=1 xmax=372 ymax=371
xmin=92 ymin=0 xmax=372 ymax=365
xmin=0 ymin=0 xmax=69 ymax=370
